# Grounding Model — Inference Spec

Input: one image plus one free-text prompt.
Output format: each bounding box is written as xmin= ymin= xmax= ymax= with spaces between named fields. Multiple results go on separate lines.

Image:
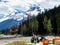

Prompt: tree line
xmin=1 ymin=5 xmax=60 ymax=36
xmin=21 ymin=5 xmax=60 ymax=36
xmin=37 ymin=6 xmax=60 ymax=35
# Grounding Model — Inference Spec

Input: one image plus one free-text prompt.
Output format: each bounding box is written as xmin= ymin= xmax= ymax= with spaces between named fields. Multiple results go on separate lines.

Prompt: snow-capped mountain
xmin=0 ymin=0 xmax=60 ymax=30
xmin=0 ymin=15 xmax=28 ymax=30
xmin=0 ymin=19 xmax=19 ymax=30
xmin=0 ymin=0 xmax=42 ymax=30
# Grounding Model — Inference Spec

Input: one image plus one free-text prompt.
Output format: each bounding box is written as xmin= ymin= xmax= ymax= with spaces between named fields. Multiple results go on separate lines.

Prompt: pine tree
xmin=47 ymin=19 xmax=52 ymax=33
xmin=22 ymin=24 xmax=27 ymax=35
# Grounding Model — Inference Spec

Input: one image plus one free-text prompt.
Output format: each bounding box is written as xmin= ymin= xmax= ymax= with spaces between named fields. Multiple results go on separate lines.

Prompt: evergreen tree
xmin=47 ymin=19 xmax=52 ymax=33
xmin=56 ymin=13 xmax=60 ymax=34
xmin=22 ymin=24 xmax=27 ymax=35
xmin=43 ymin=16 xmax=48 ymax=30
xmin=29 ymin=16 xmax=38 ymax=34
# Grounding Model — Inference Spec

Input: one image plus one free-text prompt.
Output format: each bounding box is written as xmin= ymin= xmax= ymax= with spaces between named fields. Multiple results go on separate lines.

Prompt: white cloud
xmin=49 ymin=1 xmax=60 ymax=7
xmin=0 ymin=0 xmax=60 ymax=22
xmin=36 ymin=0 xmax=60 ymax=9
xmin=0 ymin=2 xmax=8 ymax=13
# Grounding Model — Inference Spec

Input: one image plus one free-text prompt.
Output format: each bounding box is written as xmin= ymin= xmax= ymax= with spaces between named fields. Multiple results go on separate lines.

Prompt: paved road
xmin=0 ymin=36 xmax=32 ymax=45
xmin=0 ymin=36 xmax=60 ymax=45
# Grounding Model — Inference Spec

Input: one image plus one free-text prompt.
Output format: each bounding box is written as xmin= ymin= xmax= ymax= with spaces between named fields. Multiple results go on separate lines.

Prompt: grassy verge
xmin=6 ymin=43 xmax=14 ymax=45
xmin=5 ymin=41 xmax=34 ymax=45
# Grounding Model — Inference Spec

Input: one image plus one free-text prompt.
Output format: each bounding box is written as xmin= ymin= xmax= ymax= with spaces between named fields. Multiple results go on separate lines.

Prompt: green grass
xmin=6 ymin=43 xmax=14 ymax=45
xmin=5 ymin=41 xmax=34 ymax=45
xmin=26 ymin=43 xmax=34 ymax=45
xmin=6 ymin=43 xmax=34 ymax=45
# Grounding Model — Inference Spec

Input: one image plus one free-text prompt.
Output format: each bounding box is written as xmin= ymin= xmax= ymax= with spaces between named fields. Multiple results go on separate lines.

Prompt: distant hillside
xmin=0 ymin=19 xmax=20 ymax=30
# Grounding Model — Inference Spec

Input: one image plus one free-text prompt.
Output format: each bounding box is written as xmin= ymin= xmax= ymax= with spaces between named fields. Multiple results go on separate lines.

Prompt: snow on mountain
xmin=0 ymin=17 xmax=10 ymax=22
xmin=14 ymin=13 xmax=28 ymax=21
xmin=0 ymin=0 xmax=44 ymax=22
xmin=0 ymin=0 xmax=60 ymax=30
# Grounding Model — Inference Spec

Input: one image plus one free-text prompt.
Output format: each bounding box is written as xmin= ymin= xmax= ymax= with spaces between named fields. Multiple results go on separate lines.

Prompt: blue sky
xmin=0 ymin=0 xmax=60 ymax=22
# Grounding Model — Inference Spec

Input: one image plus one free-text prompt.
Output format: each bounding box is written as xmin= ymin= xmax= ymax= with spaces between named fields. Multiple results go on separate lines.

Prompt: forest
xmin=1 ymin=5 xmax=60 ymax=36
